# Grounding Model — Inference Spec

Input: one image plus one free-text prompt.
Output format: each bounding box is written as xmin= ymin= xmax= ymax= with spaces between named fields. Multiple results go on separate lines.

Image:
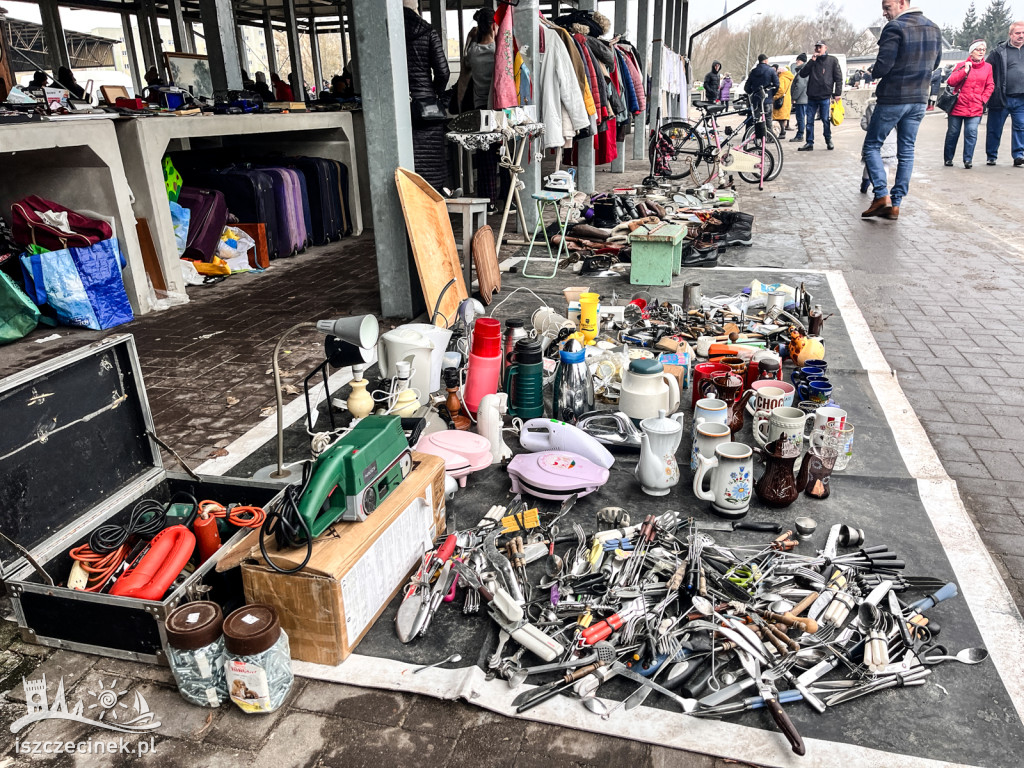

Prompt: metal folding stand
xmin=520 ymin=190 xmax=570 ymax=279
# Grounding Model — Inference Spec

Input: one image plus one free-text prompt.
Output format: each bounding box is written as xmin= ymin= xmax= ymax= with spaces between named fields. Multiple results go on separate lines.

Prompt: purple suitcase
xmin=261 ymin=168 xmax=306 ymax=256
xmin=178 ymin=187 xmax=228 ymax=262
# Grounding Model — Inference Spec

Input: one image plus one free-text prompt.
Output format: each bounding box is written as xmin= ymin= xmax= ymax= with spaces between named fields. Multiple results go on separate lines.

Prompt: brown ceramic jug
xmin=754 ymin=436 xmax=800 ymax=508
xmin=699 ymin=373 xmax=754 ymax=433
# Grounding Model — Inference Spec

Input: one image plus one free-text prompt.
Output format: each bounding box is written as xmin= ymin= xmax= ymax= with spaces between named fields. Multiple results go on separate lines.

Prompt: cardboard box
xmin=240 ymin=452 xmax=446 ymax=666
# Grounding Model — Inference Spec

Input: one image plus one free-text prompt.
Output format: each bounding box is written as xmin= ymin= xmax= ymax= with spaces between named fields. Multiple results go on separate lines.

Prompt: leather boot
xmin=886 ymin=205 xmax=900 ymax=220
xmin=861 ymin=196 xmax=892 ymax=218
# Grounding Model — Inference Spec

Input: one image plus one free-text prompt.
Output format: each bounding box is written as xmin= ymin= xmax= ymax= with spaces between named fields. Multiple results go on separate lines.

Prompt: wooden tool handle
xmin=767 ymin=698 xmax=806 ymax=756
xmin=791 ymin=591 xmax=819 ymax=616
xmin=764 ymin=610 xmax=819 ymax=635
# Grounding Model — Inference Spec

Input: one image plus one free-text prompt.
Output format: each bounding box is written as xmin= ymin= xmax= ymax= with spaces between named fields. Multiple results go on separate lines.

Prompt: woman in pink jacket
xmin=944 ymin=39 xmax=995 ymax=169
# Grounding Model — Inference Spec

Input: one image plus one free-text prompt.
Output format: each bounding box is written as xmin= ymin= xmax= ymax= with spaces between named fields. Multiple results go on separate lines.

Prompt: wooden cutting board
xmin=395 ymin=168 xmax=468 ymax=327
xmin=472 ymin=225 xmax=501 ymax=305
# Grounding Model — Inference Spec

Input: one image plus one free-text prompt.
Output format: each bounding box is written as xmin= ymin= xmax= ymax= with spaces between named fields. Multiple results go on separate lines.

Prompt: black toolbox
xmin=0 ymin=334 xmax=284 ymax=664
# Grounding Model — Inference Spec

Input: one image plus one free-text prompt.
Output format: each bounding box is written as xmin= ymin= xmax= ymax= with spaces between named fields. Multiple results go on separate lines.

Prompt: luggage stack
xmin=177 ymin=155 xmax=352 ymax=261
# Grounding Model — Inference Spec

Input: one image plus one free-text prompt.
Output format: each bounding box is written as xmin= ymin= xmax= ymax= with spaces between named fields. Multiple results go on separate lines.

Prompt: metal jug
xmin=552 ymin=340 xmax=594 ymax=424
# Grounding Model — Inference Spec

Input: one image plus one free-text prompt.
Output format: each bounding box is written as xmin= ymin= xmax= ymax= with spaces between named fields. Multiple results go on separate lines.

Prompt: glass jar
xmin=165 ymin=601 xmax=228 ymax=708
xmin=223 ymin=604 xmax=293 ymax=714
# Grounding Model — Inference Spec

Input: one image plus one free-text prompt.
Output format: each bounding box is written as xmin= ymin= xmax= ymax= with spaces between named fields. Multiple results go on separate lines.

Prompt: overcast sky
xmin=2 ymin=0 xmax=1016 ymax=39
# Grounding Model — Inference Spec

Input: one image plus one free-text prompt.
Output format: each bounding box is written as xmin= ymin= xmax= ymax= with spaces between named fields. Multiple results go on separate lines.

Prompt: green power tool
xmin=298 ymin=415 xmax=413 ymax=534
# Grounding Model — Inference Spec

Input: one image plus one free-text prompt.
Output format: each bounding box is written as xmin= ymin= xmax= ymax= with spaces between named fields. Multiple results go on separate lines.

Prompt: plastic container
xmin=165 ymin=601 xmax=228 ymax=708
xmin=578 ymin=293 xmax=600 ymax=344
xmin=470 ymin=317 xmax=502 ymax=357
xmin=223 ymin=605 xmax=293 ymax=714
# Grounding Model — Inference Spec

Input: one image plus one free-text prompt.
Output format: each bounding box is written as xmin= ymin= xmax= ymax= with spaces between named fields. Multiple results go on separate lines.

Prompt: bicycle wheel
xmin=743 ymin=124 xmax=785 ymax=181
xmin=736 ymin=145 xmax=775 ymax=185
xmin=649 ymin=121 xmax=707 ymax=181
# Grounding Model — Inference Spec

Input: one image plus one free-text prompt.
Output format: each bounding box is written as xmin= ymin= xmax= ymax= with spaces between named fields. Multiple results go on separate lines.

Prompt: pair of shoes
xmin=1015 ymin=157 xmax=1024 ymax=167
xmin=964 ymin=162 xmax=972 ymax=169
xmin=859 ymin=178 xmax=871 ymax=194
xmin=862 ymin=195 xmax=892 ymax=218
xmin=797 ymin=143 xmax=813 ymax=151
xmin=944 ymin=160 xmax=953 ymax=166
xmin=987 ymin=159 xmax=997 ymax=166
xmin=789 ymin=134 xmax=804 ymax=143
xmin=826 ymin=141 xmax=835 ymax=150
xmin=886 ymin=205 xmax=900 ymax=220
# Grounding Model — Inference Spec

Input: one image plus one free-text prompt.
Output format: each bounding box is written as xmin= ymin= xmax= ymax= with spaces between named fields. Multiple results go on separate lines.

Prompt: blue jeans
xmin=804 ymin=99 xmax=831 ymax=145
xmin=794 ymin=103 xmax=807 ymax=136
xmin=985 ymin=94 xmax=1024 ymax=161
xmin=944 ymin=115 xmax=982 ymax=164
xmin=862 ymin=101 xmax=926 ymax=205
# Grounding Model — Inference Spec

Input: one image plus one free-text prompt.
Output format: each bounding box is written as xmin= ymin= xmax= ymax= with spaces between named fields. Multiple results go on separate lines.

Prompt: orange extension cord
xmin=68 ymin=543 xmax=129 ymax=592
xmin=198 ymin=500 xmax=267 ymax=529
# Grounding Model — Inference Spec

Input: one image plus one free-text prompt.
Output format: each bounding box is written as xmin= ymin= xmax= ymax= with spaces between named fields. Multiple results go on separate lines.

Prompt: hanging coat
xmin=772 ymin=69 xmax=794 ymax=121
xmin=616 ymin=49 xmax=640 ymax=113
xmin=574 ymin=34 xmax=603 ymax=125
xmin=539 ymin=26 xmax=589 ymax=148
xmin=554 ymin=27 xmax=595 ymax=117
xmin=491 ymin=5 xmax=518 ymax=109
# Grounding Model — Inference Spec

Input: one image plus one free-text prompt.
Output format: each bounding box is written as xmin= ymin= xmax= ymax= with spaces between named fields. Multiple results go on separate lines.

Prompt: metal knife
xmin=693 ymin=520 xmax=783 ymax=533
xmin=610 ymin=661 xmax=698 ymax=712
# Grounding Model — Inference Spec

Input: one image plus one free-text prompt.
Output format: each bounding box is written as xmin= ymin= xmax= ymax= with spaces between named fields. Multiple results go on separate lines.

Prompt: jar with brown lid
xmin=222 ymin=604 xmax=293 ymax=713
xmin=165 ymin=601 xmax=227 ymax=708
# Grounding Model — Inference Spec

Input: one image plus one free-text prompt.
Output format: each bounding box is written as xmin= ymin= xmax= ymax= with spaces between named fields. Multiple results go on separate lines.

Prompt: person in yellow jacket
xmin=771 ymin=64 xmax=795 ymax=138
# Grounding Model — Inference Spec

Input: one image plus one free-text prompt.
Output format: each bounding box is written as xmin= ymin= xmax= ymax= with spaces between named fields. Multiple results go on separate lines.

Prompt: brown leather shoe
xmin=886 ymin=205 xmax=900 ymax=220
xmin=862 ymin=196 xmax=892 ymax=218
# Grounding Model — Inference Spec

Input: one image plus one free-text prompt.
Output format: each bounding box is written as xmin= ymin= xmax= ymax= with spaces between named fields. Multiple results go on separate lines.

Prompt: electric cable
xmin=89 ymin=499 xmax=167 ymax=554
xmin=68 ymin=543 xmax=129 ymax=592
xmin=197 ymin=500 xmax=267 ymax=529
xmin=259 ymin=463 xmax=316 ymax=574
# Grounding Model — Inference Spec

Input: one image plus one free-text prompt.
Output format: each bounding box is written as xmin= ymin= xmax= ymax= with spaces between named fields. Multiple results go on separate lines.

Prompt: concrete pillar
xmin=136 ymin=0 xmax=159 ymax=72
xmin=121 ymin=13 xmax=144 ymax=96
xmin=339 ymin=4 xmax=349 ymax=64
xmin=167 ymin=0 xmax=190 ymax=53
xmin=649 ymin=0 xmax=664 ymax=127
xmin=185 ymin=21 xmax=198 ymax=54
xmin=513 ymin=0 xmax=540 ymax=229
xmin=263 ymin=11 xmax=278 ymax=73
xmin=610 ymin=0 xmax=629 ymax=173
xmin=237 ymin=24 xmax=250 ymax=75
xmin=39 ymin=0 xmax=71 ymax=78
xmin=282 ymin=0 xmax=306 ymax=93
xmin=633 ymin=0 xmax=650 ymax=161
xmin=349 ymin=0 xmax=417 ymax=318
xmin=309 ymin=18 xmax=324 ymax=93
xmin=198 ymin=0 xmax=243 ymax=97
xmin=577 ymin=0 xmax=596 ymax=191
xmin=428 ymin=0 xmax=447 ymax=45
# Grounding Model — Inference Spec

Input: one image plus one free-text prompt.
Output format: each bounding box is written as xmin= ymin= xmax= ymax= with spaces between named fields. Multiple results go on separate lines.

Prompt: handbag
xmin=11 ymin=196 xmax=113 ymax=251
xmin=411 ymin=96 xmax=447 ymax=124
xmin=773 ymin=97 xmax=785 ymax=110
xmin=937 ymin=85 xmax=960 ymax=113
xmin=830 ymin=98 xmax=845 ymax=126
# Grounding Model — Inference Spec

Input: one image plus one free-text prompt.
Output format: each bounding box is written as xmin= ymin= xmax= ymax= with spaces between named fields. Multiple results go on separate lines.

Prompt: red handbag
xmin=11 ymin=195 xmax=113 ymax=250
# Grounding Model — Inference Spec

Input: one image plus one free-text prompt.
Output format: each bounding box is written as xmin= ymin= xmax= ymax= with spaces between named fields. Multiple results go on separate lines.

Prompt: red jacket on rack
xmin=946 ymin=59 xmax=994 ymax=117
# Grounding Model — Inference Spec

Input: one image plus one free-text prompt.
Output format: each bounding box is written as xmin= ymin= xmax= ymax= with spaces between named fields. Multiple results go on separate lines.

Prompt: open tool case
xmin=0 ymin=335 xmax=283 ymax=664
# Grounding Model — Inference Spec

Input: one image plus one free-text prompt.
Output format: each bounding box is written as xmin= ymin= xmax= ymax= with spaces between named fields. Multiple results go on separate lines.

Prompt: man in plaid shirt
xmin=861 ymin=0 xmax=943 ymax=221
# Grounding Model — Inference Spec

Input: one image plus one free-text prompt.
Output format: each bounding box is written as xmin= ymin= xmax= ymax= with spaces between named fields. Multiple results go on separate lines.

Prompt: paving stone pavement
xmin=1 ymin=110 xmax=1023 ymax=766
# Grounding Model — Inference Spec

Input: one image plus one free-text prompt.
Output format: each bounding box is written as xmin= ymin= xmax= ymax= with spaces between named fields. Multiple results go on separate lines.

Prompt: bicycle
xmin=649 ymin=89 xmax=784 ymax=188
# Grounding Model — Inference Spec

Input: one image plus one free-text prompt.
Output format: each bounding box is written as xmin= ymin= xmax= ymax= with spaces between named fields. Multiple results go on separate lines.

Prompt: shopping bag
xmin=169 ymin=201 xmax=191 ymax=257
xmin=20 ymin=238 xmax=133 ymax=330
xmin=936 ymin=86 xmax=960 ymax=114
xmin=830 ymin=98 xmax=845 ymax=126
xmin=11 ymin=195 xmax=113 ymax=250
xmin=0 ymin=271 xmax=40 ymax=343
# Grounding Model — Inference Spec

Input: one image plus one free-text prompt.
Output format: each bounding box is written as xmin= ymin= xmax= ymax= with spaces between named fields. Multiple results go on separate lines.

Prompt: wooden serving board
xmin=395 ymin=168 xmax=469 ymax=327
xmin=472 ymin=225 xmax=501 ymax=305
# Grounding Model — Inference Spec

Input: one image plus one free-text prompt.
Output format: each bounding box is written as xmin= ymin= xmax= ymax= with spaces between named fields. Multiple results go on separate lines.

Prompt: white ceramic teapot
xmin=636 ymin=409 xmax=686 ymax=496
xmin=619 ymin=358 xmax=680 ymax=423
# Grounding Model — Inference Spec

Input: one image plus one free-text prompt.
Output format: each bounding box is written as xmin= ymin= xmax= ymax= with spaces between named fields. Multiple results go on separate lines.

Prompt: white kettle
xmin=619 ymin=358 xmax=680 ymax=423
xmin=377 ymin=327 xmax=435 ymax=405
xmin=403 ymin=323 xmax=453 ymax=393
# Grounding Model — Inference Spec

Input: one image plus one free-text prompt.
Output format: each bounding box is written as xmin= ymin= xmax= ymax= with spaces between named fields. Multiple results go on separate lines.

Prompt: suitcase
xmin=292 ymin=167 xmax=314 ymax=248
xmin=192 ymin=168 xmax=281 ymax=260
xmin=0 ymin=335 xmax=284 ymax=664
xmin=260 ymin=167 xmax=307 ymax=256
xmin=178 ymin=187 xmax=228 ymax=262
xmin=327 ymin=159 xmax=353 ymax=237
xmin=289 ymin=157 xmax=341 ymax=245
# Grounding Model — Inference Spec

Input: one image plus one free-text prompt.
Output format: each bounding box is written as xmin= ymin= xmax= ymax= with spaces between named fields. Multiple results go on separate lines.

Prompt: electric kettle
xmin=377 ymin=327 xmax=435 ymax=404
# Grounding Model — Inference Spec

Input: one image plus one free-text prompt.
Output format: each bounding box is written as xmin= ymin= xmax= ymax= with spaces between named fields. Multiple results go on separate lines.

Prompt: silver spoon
xmin=582 ymin=695 xmax=610 ymax=716
xmin=412 ymin=653 xmax=462 ymax=673
xmin=923 ymin=647 xmax=989 ymax=665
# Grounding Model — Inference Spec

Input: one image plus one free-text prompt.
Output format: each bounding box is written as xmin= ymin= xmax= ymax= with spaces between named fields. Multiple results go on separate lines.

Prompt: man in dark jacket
xmin=790 ymin=53 xmax=809 ymax=142
xmin=985 ymin=20 xmax=1024 ymax=166
xmin=796 ymin=41 xmax=844 ymax=151
xmin=704 ymin=61 xmax=722 ymax=101
xmin=743 ymin=54 xmax=778 ymax=118
xmin=861 ymin=0 xmax=942 ymax=221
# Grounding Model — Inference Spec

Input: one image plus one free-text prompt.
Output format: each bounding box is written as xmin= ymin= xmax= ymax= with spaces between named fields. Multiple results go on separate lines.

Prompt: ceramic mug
xmin=749 ymin=385 xmax=787 ymax=416
xmin=691 ymin=421 xmax=732 ymax=472
xmin=754 ymin=405 xmax=814 ymax=451
xmin=693 ymin=397 xmax=729 ymax=440
xmin=694 ymin=442 xmax=754 ymax=518
xmin=800 ymin=380 xmax=834 ymax=406
xmin=791 ymin=366 xmax=825 ymax=388
xmin=803 ymin=359 xmax=828 ymax=373
xmin=692 ymin=362 xmax=731 ymax=409
xmin=719 ymin=356 xmax=748 ymax=377
xmin=696 ymin=336 xmax=716 ymax=357
xmin=807 ymin=406 xmax=847 ymax=436
xmin=748 ymin=379 xmax=796 ymax=411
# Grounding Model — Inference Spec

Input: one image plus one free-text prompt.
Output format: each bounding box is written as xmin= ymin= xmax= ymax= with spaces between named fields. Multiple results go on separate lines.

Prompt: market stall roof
xmin=6 ymin=15 xmax=116 ymax=71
